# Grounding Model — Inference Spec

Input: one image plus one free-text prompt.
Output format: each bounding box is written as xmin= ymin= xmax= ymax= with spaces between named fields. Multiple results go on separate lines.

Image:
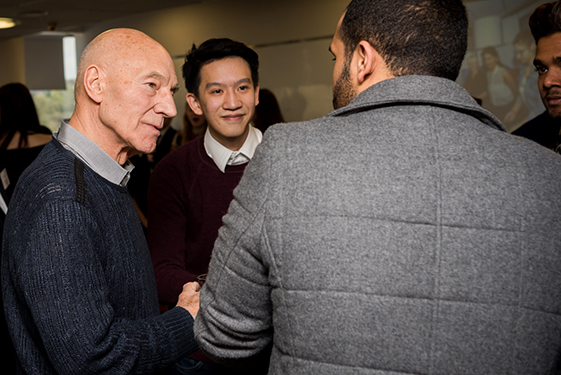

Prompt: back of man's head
xmin=529 ymin=1 xmax=561 ymax=44
xmin=340 ymin=0 xmax=468 ymax=81
xmin=182 ymin=38 xmax=259 ymax=97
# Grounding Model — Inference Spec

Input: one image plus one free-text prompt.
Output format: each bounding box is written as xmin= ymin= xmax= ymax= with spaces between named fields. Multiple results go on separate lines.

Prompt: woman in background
xmin=0 ymin=82 xmax=51 ymax=375
xmin=253 ymin=88 xmax=285 ymax=133
xmin=0 ymin=83 xmax=52 ymax=201
xmin=463 ymin=53 xmax=488 ymax=105
xmin=482 ymin=46 xmax=518 ymax=123
xmin=172 ymin=102 xmax=207 ymax=149
xmin=504 ymin=30 xmax=543 ymax=131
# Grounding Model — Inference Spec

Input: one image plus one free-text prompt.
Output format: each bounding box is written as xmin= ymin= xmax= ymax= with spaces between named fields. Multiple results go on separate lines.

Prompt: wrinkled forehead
xmin=120 ymin=45 xmax=174 ymax=72
xmin=110 ymin=38 xmax=175 ymax=83
xmin=88 ymin=29 xmax=173 ymax=71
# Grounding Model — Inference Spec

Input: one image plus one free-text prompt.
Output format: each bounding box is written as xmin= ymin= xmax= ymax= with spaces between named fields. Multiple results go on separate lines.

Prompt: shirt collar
xmin=54 ymin=120 xmax=134 ymax=186
xmin=204 ymin=125 xmax=262 ymax=173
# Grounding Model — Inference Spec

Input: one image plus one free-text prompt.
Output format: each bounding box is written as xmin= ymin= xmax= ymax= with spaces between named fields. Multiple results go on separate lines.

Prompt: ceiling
xmin=0 ymin=0 xmax=544 ymax=41
xmin=0 ymin=0 xmax=209 ymax=40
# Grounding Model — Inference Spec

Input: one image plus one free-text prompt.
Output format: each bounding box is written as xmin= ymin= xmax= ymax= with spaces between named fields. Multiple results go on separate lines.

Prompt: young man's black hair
xmin=182 ymin=38 xmax=259 ymax=97
xmin=339 ymin=0 xmax=468 ymax=81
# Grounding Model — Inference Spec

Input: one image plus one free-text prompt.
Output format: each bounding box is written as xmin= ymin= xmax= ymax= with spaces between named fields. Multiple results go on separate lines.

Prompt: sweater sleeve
xmin=148 ymin=153 xmax=197 ymax=305
xmin=193 ymin=129 xmax=280 ymax=366
xmin=9 ymin=197 xmax=197 ymax=374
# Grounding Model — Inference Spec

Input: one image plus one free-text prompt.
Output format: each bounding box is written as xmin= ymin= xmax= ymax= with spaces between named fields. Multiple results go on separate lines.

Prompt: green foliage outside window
xmin=31 ymin=80 xmax=75 ymax=134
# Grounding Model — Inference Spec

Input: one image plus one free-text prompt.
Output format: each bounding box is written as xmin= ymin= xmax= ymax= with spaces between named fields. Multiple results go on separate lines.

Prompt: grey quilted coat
xmin=195 ymin=75 xmax=561 ymax=374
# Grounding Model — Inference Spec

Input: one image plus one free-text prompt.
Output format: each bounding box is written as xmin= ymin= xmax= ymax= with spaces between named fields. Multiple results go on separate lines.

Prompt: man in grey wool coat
xmin=194 ymin=0 xmax=561 ymax=373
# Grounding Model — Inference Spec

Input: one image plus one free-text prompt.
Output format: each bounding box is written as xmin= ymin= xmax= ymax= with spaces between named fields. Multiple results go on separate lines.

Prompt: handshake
xmin=176 ymin=274 xmax=207 ymax=318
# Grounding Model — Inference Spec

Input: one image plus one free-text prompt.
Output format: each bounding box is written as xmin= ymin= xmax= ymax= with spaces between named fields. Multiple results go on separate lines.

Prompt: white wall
xmin=0 ymin=37 xmax=25 ymax=86
xmin=0 ymin=0 xmax=549 ymax=130
xmin=80 ymin=0 xmax=349 ymax=128
xmin=24 ymin=35 xmax=65 ymax=90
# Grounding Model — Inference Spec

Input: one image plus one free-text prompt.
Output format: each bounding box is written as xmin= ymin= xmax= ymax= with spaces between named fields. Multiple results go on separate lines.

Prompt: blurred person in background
xmin=171 ymin=102 xmax=207 ymax=150
xmin=0 ymin=82 xmax=51 ymax=375
xmin=0 ymin=83 xmax=52 ymax=203
xmin=515 ymin=1 xmax=561 ymax=152
xmin=504 ymin=30 xmax=542 ymax=131
xmin=482 ymin=46 xmax=518 ymax=123
xmin=462 ymin=53 xmax=488 ymax=105
xmin=252 ymin=88 xmax=285 ymax=133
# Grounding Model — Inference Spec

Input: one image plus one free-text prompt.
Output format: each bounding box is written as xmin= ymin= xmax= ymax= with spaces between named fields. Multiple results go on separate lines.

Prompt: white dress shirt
xmin=204 ymin=125 xmax=262 ymax=173
xmin=55 ymin=120 xmax=134 ymax=186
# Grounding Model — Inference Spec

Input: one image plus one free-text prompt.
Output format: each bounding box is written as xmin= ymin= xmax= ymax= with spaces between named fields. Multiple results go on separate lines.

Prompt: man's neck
xmin=68 ymin=112 xmax=130 ymax=166
xmin=208 ymin=126 xmax=250 ymax=152
xmin=203 ymin=126 xmax=262 ymax=173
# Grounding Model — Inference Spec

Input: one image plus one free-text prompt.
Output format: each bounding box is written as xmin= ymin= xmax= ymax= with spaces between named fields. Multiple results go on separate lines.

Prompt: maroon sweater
xmin=147 ymin=137 xmax=247 ymax=306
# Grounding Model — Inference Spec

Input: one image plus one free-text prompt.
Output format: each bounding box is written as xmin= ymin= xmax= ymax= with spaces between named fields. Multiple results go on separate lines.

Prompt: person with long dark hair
xmin=252 ymin=88 xmax=284 ymax=133
xmin=0 ymin=83 xmax=52 ymax=201
xmin=0 ymin=82 xmax=51 ymax=375
xmin=481 ymin=46 xmax=518 ymax=122
xmin=171 ymin=102 xmax=207 ymax=149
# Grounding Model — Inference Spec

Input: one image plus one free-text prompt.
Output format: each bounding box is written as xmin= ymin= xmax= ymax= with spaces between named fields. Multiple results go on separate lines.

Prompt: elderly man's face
xmin=99 ymin=41 xmax=178 ymax=156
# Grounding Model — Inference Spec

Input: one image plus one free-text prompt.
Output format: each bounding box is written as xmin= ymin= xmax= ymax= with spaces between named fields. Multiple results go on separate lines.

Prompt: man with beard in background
xmin=193 ymin=0 xmax=561 ymax=373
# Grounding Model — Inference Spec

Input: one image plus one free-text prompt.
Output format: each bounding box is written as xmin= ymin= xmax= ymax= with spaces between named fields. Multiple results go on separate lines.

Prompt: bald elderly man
xmin=1 ymin=29 xmax=200 ymax=374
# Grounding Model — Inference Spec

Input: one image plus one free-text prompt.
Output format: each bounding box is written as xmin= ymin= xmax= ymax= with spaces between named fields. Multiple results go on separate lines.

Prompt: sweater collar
xmin=204 ymin=125 xmax=262 ymax=173
xmin=54 ymin=120 xmax=134 ymax=186
xmin=329 ymin=75 xmax=506 ymax=132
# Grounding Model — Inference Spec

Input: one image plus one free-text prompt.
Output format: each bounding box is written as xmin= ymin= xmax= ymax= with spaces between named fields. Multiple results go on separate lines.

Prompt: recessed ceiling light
xmin=0 ymin=18 xmax=19 ymax=30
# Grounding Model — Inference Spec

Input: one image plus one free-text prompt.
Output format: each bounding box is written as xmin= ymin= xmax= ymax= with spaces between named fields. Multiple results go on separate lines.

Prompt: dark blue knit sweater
xmin=2 ymin=139 xmax=198 ymax=374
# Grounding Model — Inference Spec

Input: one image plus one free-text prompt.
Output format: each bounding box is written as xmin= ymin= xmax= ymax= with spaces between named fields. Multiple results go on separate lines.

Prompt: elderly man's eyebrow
xmin=147 ymin=71 xmax=166 ymax=80
xmin=145 ymin=72 xmax=180 ymax=93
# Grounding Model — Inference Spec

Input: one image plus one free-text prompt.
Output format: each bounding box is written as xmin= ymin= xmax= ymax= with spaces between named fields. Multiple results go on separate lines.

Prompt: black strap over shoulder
xmin=74 ymin=158 xmax=87 ymax=205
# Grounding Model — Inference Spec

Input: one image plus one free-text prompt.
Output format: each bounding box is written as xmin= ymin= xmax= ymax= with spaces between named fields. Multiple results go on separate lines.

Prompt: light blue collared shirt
xmin=54 ymin=120 xmax=134 ymax=186
xmin=204 ymin=125 xmax=262 ymax=173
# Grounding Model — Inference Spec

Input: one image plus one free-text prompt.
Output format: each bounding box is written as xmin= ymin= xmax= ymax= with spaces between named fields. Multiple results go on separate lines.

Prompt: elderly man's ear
xmin=84 ymin=65 xmax=104 ymax=104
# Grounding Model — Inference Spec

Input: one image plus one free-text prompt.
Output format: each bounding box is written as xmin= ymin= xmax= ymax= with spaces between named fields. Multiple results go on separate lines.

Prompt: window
xmin=31 ymin=35 xmax=77 ymax=133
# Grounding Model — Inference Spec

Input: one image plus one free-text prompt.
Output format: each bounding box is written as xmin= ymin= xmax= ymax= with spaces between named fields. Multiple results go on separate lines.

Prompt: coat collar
xmin=329 ymin=75 xmax=506 ymax=132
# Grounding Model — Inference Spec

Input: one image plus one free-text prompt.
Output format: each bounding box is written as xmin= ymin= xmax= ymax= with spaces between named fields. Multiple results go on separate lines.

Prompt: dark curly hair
xmin=0 ymin=83 xmax=50 ymax=151
xmin=339 ymin=0 xmax=468 ymax=81
xmin=529 ymin=1 xmax=561 ymax=44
